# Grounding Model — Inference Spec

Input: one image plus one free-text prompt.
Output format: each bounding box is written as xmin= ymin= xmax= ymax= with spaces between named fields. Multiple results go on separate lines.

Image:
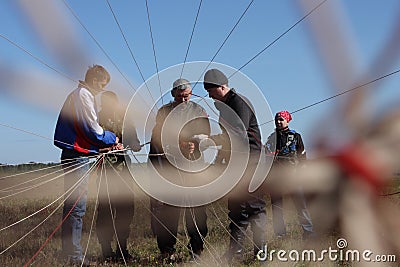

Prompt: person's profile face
xmin=205 ymin=85 xmax=224 ymax=101
xmin=92 ymin=77 xmax=108 ymax=91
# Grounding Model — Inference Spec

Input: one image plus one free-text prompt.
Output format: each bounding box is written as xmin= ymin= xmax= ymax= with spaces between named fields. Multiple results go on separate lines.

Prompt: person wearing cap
xmin=54 ymin=65 xmax=121 ymax=266
xmin=148 ymin=78 xmax=211 ymax=262
xmin=265 ymin=111 xmax=314 ymax=239
xmin=200 ymin=69 xmax=267 ymax=262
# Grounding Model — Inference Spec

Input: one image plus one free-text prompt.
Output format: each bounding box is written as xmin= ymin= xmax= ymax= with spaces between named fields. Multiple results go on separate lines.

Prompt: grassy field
xmin=0 ymin=164 xmax=398 ymax=266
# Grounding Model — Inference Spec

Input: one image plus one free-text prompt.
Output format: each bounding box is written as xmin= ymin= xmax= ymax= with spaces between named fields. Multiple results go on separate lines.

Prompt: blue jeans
xmin=61 ymin=150 xmax=90 ymax=261
xmin=271 ymin=189 xmax=313 ymax=236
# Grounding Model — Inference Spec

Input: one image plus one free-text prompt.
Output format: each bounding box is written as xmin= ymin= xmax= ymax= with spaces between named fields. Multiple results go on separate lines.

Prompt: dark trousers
xmin=228 ymin=197 xmax=267 ymax=256
xmin=223 ymin=154 xmax=267 ymax=257
xmin=270 ymin=194 xmax=286 ymax=236
xmin=150 ymin=198 xmax=208 ymax=254
xmin=96 ymin=165 xmax=134 ymax=256
xmin=270 ymin=190 xmax=313 ymax=236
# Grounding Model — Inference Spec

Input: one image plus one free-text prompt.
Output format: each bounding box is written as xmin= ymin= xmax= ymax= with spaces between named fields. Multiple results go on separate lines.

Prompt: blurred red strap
xmin=333 ymin=145 xmax=385 ymax=192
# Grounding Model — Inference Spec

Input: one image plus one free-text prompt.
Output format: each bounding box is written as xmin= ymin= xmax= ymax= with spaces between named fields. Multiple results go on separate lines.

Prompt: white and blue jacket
xmin=54 ymin=84 xmax=116 ymax=154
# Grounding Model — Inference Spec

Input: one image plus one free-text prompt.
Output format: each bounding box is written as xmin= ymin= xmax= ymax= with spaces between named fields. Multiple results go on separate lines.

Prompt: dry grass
xmin=0 ymin=165 xmax=398 ymax=266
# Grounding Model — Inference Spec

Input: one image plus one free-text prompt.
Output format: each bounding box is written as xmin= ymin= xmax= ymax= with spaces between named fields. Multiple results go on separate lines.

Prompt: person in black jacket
xmin=200 ymin=69 xmax=267 ymax=262
xmin=96 ymin=91 xmax=141 ymax=263
xmin=148 ymin=78 xmax=211 ymax=262
xmin=265 ymin=111 xmax=314 ymax=239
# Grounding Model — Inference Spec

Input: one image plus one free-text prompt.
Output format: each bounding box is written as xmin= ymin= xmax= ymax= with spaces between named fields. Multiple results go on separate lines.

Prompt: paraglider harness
xmin=268 ymin=129 xmax=299 ymax=166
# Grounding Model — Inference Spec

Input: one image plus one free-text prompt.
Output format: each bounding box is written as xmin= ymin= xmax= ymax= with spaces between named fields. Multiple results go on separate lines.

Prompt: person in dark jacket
xmin=95 ymin=91 xmax=141 ymax=263
xmin=265 ymin=110 xmax=314 ymax=239
xmin=201 ymin=68 xmax=267 ymax=262
xmin=54 ymin=65 xmax=120 ymax=266
xmin=148 ymin=78 xmax=211 ymax=262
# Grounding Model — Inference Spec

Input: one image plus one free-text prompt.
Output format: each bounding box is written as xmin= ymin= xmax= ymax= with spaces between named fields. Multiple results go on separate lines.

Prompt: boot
xmin=224 ymin=232 xmax=245 ymax=263
xmin=116 ymin=247 xmax=133 ymax=262
xmin=100 ymin=243 xmax=116 ymax=262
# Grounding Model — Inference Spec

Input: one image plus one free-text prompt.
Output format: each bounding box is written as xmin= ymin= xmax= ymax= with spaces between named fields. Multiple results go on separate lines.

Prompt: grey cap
xmin=203 ymin=69 xmax=228 ymax=89
xmin=172 ymin=78 xmax=191 ymax=90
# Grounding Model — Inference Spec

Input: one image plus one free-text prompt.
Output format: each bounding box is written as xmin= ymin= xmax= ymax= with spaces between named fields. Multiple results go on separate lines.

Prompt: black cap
xmin=172 ymin=78 xmax=191 ymax=90
xmin=203 ymin=69 xmax=228 ymax=89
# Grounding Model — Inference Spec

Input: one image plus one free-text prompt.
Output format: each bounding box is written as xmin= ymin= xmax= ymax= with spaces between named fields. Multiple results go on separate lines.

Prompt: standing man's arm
xmin=191 ymin=108 xmax=212 ymax=156
xmin=149 ymin=107 xmax=168 ymax=159
xmin=296 ymin=133 xmax=307 ymax=162
xmin=124 ymin=123 xmax=141 ymax=152
xmin=224 ymin=96 xmax=253 ymax=132
xmin=209 ymin=99 xmax=250 ymax=146
xmin=78 ymin=88 xmax=117 ymax=146
xmin=265 ymin=133 xmax=276 ymax=154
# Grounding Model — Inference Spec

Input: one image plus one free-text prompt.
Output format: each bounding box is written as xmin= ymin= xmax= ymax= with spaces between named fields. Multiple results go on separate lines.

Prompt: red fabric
xmin=333 ymin=145 xmax=385 ymax=193
xmin=276 ymin=110 xmax=292 ymax=122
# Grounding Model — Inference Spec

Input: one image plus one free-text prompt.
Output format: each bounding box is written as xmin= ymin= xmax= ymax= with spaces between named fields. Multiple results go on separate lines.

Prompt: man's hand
xmin=99 ymin=142 xmax=124 ymax=153
xmin=113 ymin=143 xmax=124 ymax=151
xmin=130 ymin=143 xmax=142 ymax=152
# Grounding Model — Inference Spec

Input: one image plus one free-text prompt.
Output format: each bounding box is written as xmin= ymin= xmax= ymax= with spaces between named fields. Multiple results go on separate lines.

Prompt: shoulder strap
xmin=286 ymin=130 xmax=297 ymax=152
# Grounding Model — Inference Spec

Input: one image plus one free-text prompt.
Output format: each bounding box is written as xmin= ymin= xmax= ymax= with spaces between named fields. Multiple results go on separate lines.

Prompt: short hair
xmin=85 ymin=65 xmax=110 ymax=84
xmin=101 ymin=90 xmax=118 ymax=104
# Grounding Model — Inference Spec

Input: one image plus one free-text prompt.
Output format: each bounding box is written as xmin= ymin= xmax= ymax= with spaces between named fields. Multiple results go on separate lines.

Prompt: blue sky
xmin=0 ymin=0 xmax=399 ymax=164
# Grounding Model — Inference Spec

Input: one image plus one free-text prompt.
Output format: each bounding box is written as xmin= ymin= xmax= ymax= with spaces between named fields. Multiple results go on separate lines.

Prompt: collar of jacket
xmin=277 ymin=127 xmax=290 ymax=133
xmin=224 ymin=88 xmax=237 ymax=103
xmin=213 ymin=88 xmax=237 ymax=110
xmin=78 ymin=80 xmax=101 ymax=95
xmin=169 ymin=100 xmax=193 ymax=109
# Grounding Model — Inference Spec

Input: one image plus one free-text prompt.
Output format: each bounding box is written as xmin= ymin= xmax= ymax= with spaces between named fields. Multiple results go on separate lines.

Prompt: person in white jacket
xmin=54 ymin=65 xmax=121 ymax=266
